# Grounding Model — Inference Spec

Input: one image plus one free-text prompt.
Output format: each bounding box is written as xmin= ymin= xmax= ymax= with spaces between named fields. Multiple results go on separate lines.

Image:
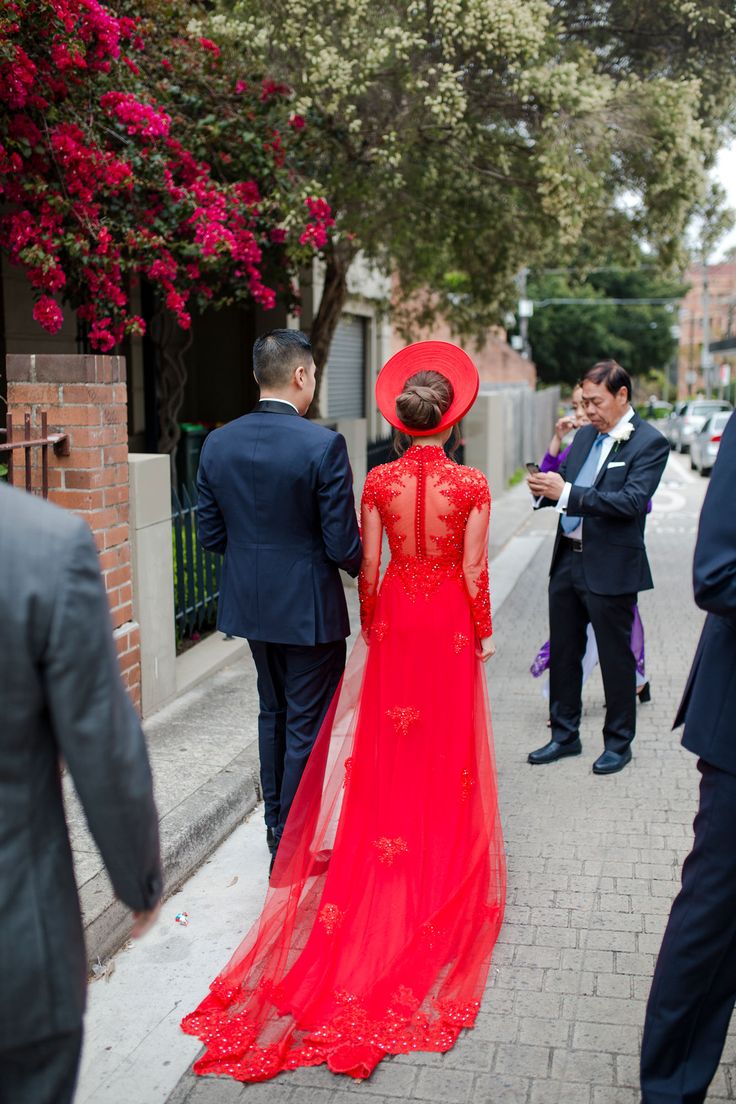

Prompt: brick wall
xmin=6 ymin=354 xmax=141 ymax=711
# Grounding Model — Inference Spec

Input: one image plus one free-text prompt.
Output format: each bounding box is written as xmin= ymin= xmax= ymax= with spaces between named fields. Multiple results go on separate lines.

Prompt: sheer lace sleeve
xmin=358 ymin=475 xmax=383 ymax=634
xmin=462 ymin=479 xmax=492 ymax=638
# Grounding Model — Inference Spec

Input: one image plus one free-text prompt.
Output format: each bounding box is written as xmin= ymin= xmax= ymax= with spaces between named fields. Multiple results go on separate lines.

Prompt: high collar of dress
xmin=404 ymin=444 xmax=447 ymax=465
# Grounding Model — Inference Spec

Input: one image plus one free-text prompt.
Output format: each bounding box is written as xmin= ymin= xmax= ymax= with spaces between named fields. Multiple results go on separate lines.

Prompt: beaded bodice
xmin=359 ymin=446 xmax=492 ymax=637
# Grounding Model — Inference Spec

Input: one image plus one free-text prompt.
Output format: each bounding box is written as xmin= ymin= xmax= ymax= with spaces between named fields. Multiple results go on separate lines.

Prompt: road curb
xmin=83 ymin=742 xmax=261 ymax=966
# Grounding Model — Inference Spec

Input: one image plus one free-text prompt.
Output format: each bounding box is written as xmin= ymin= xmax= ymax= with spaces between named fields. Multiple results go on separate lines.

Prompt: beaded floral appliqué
xmin=318 ymin=903 xmax=344 ymax=935
xmin=453 ymin=632 xmax=469 ymax=653
xmin=343 ymin=756 xmax=354 ymax=789
xmin=372 ymin=836 xmax=409 ymax=865
xmin=460 ymin=769 xmax=475 ymax=802
xmin=386 ymin=706 xmax=420 ymax=738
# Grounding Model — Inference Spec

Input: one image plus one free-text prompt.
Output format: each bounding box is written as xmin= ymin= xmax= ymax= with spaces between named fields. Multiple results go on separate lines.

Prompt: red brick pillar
xmin=6 ymin=354 xmax=142 ymax=712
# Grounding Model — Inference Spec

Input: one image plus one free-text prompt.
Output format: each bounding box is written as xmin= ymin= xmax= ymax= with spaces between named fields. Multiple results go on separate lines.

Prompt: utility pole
xmin=517 ymin=267 xmax=533 ymax=361
xmin=701 ymin=258 xmax=711 ymax=398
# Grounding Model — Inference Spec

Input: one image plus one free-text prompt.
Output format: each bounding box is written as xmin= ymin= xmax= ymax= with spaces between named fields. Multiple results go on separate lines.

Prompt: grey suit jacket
xmin=0 ymin=483 xmax=162 ymax=1050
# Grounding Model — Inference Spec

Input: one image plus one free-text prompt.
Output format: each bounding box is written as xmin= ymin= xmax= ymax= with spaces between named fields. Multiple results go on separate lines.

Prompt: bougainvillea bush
xmin=0 ymin=0 xmax=334 ymax=350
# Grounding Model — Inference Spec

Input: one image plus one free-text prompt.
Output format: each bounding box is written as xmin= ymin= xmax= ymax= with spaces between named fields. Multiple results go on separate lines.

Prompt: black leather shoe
xmin=528 ymin=738 xmax=582 ymax=765
xmin=266 ymin=827 xmax=276 ymax=855
xmin=269 ymin=849 xmax=277 ymax=878
xmin=592 ymin=748 xmax=632 ymax=775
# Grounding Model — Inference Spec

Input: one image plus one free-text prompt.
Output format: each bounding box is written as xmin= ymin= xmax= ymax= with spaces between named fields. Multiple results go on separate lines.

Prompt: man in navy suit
xmin=640 ymin=412 xmax=736 ymax=1104
xmin=527 ymin=360 xmax=669 ymax=774
xmin=197 ymin=330 xmax=362 ymax=868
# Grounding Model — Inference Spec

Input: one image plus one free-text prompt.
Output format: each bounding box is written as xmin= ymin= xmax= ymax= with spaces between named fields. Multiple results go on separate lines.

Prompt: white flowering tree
xmin=193 ymin=0 xmax=735 ymax=408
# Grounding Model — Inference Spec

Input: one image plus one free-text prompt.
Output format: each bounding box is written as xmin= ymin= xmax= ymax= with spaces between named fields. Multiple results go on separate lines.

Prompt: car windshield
xmin=709 ymin=413 xmax=732 ymax=430
xmin=691 ymin=402 xmax=731 ymax=415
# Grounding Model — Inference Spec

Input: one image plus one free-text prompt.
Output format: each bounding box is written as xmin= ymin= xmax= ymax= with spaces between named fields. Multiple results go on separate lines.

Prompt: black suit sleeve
xmin=317 ymin=432 xmax=362 ymax=577
xmin=42 ymin=521 xmax=162 ymax=912
xmin=693 ymin=414 xmax=736 ymax=623
xmin=196 ymin=435 xmax=227 ymax=554
xmin=566 ymin=433 xmax=669 ymax=519
xmin=534 ymin=441 xmax=577 ymax=510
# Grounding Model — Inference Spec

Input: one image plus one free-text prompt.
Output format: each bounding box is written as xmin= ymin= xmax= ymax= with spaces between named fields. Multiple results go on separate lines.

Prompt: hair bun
xmin=395 ymin=371 xmax=454 ymax=431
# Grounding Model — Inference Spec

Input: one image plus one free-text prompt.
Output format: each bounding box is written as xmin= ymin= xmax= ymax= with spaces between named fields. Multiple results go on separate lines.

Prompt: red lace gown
xmin=181 ymin=444 xmax=506 ymax=1081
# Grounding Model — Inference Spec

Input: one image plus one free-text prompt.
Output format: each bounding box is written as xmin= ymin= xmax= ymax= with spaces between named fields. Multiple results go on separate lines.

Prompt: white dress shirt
xmin=557 ymin=406 xmax=635 ymax=541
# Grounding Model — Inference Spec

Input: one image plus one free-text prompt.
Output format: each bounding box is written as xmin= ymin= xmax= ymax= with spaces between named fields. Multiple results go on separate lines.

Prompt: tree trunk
xmin=309 ymin=240 xmax=356 ymax=419
xmin=149 ymin=306 xmax=193 ymax=481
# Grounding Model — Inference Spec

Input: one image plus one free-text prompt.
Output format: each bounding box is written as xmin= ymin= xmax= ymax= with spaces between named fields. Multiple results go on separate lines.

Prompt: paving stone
xmin=591 ymin=1089 xmax=639 ymax=1104
xmin=529 ymin=1079 xmax=591 ymax=1103
xmin=494 ymin=1042 xmax=551 ymax=1078
xmin=543 ymin=969 xmax=595 ymax=995
xmin=515 ymin=991 xmax=565 ymax=1020
xmin=572 ymin=1022 xmax=641 ymax=1055
xmin=472 ymin=1073 xmax=532 ymax=1103
xmin=584 ymin=930 xmax=637 ymax=952
xmin=414 ymin=1066 xmax=474 ymax=1102
xmin=519 ymin=1017 xmax=572 ymax=1048
xmin=551 ymin=1048 xmax=615 ymax=1084
xmin=513 ymin=944 xmax=563 ymax=969
xmin=615 ymin=951 xmax=655 ymax=975
xmin=185 ymin=1079 xmax=247 ymax=1102
xmin=596 ymin=974 xmax=633 ymax=1000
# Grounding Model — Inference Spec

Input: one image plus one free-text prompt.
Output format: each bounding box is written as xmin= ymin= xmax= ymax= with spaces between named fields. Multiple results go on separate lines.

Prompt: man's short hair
xmin=583 ymin=360 xmax=632 ymax=401
xmin=253 ymin=329 xmax=313 ymax=389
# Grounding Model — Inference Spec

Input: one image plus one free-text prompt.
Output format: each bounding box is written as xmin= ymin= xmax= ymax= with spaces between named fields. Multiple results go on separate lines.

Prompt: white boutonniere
xmin=608 ymin=421 xmax=635 ymax=453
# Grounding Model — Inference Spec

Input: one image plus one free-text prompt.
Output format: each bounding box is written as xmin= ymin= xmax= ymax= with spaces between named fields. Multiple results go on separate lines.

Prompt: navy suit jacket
xmin=675 ymin=413 xmax=736 ymax=774
xmin=540 ymin=413 xmax=670 ymax=595
xmin=197 ymin=400 xmax=362 ymax=645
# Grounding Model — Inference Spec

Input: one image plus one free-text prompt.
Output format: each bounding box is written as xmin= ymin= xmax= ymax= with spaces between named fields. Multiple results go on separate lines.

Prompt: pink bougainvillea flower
xmin=33 ymin=295 xmax=64 ymax=333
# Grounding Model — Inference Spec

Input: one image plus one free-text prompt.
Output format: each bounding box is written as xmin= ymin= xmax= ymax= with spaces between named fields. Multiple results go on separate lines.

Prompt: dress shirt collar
xmin=258 ymin=397 xmax=299 ymax=414
xmin=602 ymin=406 xmax=635 ymax=437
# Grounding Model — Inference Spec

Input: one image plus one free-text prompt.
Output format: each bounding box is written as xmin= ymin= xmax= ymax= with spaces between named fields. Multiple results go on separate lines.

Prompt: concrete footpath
xmin=67 ymin=473 xmax=538 ymax=965
xmin=74 ymin=451 xmax=736 ymax=1103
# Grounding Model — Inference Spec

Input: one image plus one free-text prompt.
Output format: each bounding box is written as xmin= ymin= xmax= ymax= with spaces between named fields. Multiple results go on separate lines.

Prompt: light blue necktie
xmin=561 ymin=433 xmax=606 ymax=534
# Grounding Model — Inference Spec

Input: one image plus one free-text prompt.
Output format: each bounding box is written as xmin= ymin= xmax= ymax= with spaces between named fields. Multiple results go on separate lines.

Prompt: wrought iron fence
xmin=367 ymin=434 xmax=393 ymax=470
xmin=0 ymin=413 xmax=69 ymax=497
xmin=171 ymin=482 xmax=222 ymax=643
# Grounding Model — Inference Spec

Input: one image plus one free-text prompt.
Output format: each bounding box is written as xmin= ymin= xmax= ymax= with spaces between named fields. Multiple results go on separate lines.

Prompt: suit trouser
xmin=641 ymin=760 xmax=736 ymax=1104
xmin=548 ymin=541 xmax=637 ymax=753
xmin=248 ymin=639 xmax=347 ymax=842
xmin=0 ymin=1027 xmax=82 ymax=1104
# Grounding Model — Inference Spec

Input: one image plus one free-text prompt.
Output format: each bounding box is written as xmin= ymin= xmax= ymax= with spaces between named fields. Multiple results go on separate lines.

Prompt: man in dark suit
xmin=197 ymin=329 xmax=362 ymax=867
xmin=527 ymin=360 xmax=669 ymax=774
xmin=640 ymin=412 xmax=736 ymax=1104
xmin=0 ymin=484 xmax=162 ymax=1104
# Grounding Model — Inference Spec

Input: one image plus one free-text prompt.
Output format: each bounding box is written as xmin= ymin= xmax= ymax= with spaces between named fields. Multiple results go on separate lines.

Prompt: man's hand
xmin=131 ymin=902 xmax=161 ymax=939
xmin=527 ymin=471 xmax=565 ymax=501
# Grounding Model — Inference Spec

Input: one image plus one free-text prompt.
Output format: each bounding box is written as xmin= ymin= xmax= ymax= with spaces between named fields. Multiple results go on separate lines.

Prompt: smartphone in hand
xmin=526 ymin=462 xmax=540 ymax=474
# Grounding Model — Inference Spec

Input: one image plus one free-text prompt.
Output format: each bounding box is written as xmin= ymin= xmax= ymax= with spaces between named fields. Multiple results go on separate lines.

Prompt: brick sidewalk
xmin=169 ymin=454 xmax=735 ymax=1104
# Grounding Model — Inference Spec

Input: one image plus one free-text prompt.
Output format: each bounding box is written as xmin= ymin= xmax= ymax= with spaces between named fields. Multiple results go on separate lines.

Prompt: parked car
xmin=662 ymin=401 xmax=688 ymax=447
xmin=669 ymin=400 xmax=733 ymax=453
xmin=690 ymin=411 xmax=733 ymax=476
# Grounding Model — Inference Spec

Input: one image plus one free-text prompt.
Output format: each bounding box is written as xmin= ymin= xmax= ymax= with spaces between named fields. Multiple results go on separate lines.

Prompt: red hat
xmin=376 ymin=340 xmax=479 ymax=437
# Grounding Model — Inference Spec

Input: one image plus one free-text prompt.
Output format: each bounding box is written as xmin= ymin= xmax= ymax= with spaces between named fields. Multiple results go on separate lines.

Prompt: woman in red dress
xmin=182 ymin=341 xmax=506 ymax=1082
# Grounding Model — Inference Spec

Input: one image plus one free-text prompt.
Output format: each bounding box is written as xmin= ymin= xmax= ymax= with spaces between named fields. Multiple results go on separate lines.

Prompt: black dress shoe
xmin=592 ymin=748 xmax=632 ymax=775
xmin=528 ymin=738 xmax=582 ymax=765
xmin=266 ymin=827 xmax=276 ymax=855
xmin=637 ymin=681 xmax=651 ymax=704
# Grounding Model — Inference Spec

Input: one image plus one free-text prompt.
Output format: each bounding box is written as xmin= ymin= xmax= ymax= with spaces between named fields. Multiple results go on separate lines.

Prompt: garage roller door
xmin=326 ymin=314 xmax=366 ymax=419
